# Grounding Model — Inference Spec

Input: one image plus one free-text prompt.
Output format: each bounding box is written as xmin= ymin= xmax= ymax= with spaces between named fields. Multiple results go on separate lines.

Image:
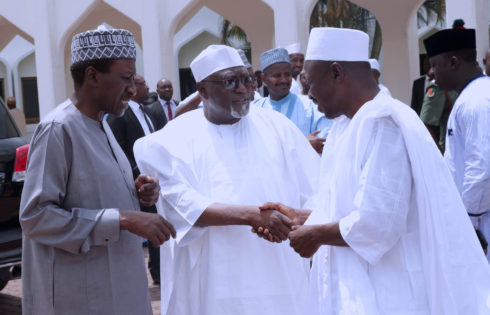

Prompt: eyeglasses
xmin=202 ymin=75 xmax=254 ymax=90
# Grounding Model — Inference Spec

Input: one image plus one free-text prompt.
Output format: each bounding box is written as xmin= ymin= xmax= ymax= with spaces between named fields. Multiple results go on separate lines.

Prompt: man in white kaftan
xmin=424 ymin=27 xmax=490 ymax=261
xmin=263 ymin=27 xmax=490 ymax=315
xmin=134 ymin=45 xmax=319 ymax=315
xmin=285 ymin=43 xmax=305 ymax=95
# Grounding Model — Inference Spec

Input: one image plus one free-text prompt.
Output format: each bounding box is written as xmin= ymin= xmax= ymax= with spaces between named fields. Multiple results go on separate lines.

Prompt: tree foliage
xmin=418 ymin=0 xmax=446 ymax=27
xmin=219 ymin=18 xmax=251 ymax=61
xmin=309 ymin=0 xmax=381 ymax=59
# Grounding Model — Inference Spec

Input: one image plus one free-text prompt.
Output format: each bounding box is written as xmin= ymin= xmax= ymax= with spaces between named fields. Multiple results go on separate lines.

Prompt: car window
xmin=0 ymin=101 xmax=20 ymax=139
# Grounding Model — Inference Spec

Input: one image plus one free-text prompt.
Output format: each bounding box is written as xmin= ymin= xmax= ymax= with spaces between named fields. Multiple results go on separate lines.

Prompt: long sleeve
xmin=460 ymin=102 xmax=490 ymax=215
xmin=339 ymin=117 xmax=412 ymax=264
xmin=134 ymin=136 xmax=214 ymax=245
xmin=19 ymin=122 xmax=120 ymax=255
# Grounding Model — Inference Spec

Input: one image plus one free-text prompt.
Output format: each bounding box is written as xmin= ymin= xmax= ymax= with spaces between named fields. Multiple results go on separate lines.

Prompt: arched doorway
xmin=175 ymin=6 xmax=251 ymax=99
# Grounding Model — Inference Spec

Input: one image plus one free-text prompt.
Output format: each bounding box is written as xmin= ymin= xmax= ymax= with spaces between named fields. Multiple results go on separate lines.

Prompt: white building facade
xmin=0 ymin=0 xmax=488 ymax=140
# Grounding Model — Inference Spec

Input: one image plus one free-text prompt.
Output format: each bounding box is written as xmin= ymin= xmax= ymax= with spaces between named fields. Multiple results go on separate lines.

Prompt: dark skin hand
xmin=306 ymin=130 xmax=326 ymax=154
xmin=253 ymin=202 xmax=347 ymax=257
xmin=195 ymin=203 xmax=294 ymax=243
xmin=289 ymin=223 xmax=346 ymax=258
xmin=134 ymin=174 xmax=160 ymax=206
xmin=120 ymin=210 xmax=176 ymax=246
xmin=252 ymin=202 xmax=311 ymax=241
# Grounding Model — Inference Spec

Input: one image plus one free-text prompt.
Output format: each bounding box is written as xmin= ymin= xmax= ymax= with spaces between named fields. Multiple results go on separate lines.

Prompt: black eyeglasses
xmin=202 ymin=75 xmax=254 ymax=90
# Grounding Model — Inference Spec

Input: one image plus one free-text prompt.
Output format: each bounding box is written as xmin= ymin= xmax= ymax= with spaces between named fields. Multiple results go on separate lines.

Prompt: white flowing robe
xmin=134 ymin=106 xmax=320 ymax=315
xmin=306 ymin=92 xmax=490 ymax=314
xmin=444 ymin=76 xmax=490 ymax=262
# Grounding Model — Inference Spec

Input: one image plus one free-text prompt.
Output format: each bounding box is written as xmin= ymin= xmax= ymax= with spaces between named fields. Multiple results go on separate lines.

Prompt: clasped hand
xmin=135 ymin=174 xmax=160 ymax=206
xmin=251 ymin=202 xmax=305 ymax=243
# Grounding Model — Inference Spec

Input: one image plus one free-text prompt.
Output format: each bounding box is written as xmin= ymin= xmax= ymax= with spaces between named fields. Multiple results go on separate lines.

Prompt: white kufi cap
xmin=190 ymin=45 xmax=245 ymax=82
xmin=368 ymin=59 xmax=380 ymax=71
xmin=285 ymin=43 xmax=304 ymax=55
xmin=305 ymin=27 xmax=369 ymax=62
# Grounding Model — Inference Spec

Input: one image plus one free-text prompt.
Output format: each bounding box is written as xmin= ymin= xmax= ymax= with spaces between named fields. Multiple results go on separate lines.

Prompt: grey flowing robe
xmin=19 ymin=100 xmax=152 ymax=315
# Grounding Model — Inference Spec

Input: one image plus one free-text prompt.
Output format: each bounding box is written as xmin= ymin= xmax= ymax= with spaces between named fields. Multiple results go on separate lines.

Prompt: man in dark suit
xmin=107 ymin=74 xmax=164 ymax=284
xmin=146 ymin=78 xmax=178 ymax=126
xmin=410 ymin=56 xmax=430 ymax=115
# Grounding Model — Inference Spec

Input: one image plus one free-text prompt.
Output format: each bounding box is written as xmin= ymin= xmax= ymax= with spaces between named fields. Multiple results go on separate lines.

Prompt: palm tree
xmin=309 ymin=0 xmax=382 ymax=59
xmin=309 ymin=0 xmax=446 ymax=59
xmin=418 ymin=0 xmax=446 ymax=27
xmin=219 ymin=18 xmax=251 ymax=61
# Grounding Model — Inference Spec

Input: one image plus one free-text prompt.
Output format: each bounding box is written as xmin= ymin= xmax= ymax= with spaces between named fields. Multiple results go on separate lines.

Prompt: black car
xmin=0 ymin=97 xmax=28 ymax=290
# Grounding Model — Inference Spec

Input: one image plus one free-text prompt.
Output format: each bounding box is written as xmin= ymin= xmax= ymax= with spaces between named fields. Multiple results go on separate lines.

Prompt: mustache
xmin=275 ymin=83 xmax=290 ymax=87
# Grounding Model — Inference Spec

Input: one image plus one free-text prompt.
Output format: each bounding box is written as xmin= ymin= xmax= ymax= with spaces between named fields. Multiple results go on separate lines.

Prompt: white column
xmin=380 ymin=11 xmax=420 ymax=104
xmin=33 ymin=0 xmax=67 ymax=118
xmin=139 ymin=0 xmax=165 ymax=91
xmin=446 ymin=0 xmax=489 ymax=67
xmin=263 ymin=0 xmax=300 ymax=47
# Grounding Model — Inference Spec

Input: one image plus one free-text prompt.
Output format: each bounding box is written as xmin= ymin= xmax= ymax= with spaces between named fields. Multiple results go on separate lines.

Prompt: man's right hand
xmin=120 ymin=211 xmax=176 ymax=246
xmin=250 ymin=209 xmax=294 ymax=243
xmin=307 ymin=130 xmax=326 ymax=154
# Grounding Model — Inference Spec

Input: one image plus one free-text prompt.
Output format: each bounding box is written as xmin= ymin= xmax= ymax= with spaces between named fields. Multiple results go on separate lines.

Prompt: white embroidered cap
xmin=305 ymin=27 xmax=369 ymax=62
xmin=190 ymin=45 xmax=245 ymax=82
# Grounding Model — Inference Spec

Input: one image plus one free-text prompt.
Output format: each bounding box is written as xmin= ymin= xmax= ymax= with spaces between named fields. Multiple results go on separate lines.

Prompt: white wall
xmin=178 ymin=31 xmax=221 ymax=68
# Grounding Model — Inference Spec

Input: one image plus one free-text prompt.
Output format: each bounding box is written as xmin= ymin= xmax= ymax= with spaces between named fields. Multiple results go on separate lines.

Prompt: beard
xmin=230 ymin=103 xmax=250 ymax=118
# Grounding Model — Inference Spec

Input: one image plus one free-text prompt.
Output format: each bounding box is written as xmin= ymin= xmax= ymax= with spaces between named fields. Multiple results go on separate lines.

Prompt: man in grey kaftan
xmin=19 ymin=27 xmax=175 ymax=315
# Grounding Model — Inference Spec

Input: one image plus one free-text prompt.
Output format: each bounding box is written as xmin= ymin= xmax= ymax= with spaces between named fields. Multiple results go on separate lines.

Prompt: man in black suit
xmin=146 ymin=78 xmax=178 ymax=126
xmin=410 ymin=56 xmax=430 ymax=115
xmin=108 ymin=74 xmax=164 ymax=284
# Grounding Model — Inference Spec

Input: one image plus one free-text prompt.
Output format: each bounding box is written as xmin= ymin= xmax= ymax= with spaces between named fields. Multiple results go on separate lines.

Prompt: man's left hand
xmin=307 ymin=130 xmax=326 ymax=154
xmin=135 ymin=175 xmax=160 ymax=206
xmin=288 ymin=225 xmax=323 ymax=258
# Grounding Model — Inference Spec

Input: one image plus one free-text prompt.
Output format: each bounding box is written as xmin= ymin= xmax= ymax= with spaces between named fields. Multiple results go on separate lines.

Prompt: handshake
xmin=249 ymin=202 xmax=338 ymax=258
xmin=250 ymin=202 xmax=309 ymax=243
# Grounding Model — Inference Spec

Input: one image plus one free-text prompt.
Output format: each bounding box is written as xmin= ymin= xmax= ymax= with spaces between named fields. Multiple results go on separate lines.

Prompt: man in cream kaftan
xmin=134 ymin=45 xmax=320 ymax=315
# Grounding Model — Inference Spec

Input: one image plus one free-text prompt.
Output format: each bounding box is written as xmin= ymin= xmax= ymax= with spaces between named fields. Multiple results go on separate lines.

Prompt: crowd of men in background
xmin=17 ymin=18 xmax=490 ymax=315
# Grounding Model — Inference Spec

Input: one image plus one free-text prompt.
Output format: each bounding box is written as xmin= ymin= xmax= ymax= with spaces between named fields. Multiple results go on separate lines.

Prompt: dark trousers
xmin=141 ymin=204 xmax=160 ymax=283
xmin=147 ymin=242 xmax=160 ymax=283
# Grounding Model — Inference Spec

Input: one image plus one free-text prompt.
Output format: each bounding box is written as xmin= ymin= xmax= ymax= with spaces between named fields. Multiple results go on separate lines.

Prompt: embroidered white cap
xmin=305 ymin=27 xmax=369 ymax=62
xmin=190 ymin=45 xmax=245 ymax=82
xmin=285 ymin=43 xmax=304 ymax=55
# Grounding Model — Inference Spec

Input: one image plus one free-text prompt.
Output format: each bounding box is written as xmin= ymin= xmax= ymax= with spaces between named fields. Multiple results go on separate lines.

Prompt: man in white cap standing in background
xmin=368 ymin=58 xmax=392 ymax=96
xmin=261 ymin=27 xmax=490 ymax=314
xmin=134 ymin=44 xmax=319 ymax=315
xmin=285 ymin=42 xmax=304 ymax=94
xmin=19 ymin=26 xmax=176 ymax=314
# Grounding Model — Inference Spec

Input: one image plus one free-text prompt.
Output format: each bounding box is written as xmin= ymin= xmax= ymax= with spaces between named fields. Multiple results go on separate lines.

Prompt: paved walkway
xmin=0 ymin=247 xmax=161 ymax=314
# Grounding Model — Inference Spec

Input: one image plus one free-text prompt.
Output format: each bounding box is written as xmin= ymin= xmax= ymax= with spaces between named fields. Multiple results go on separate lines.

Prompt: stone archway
xmin=173 ymin=0 xmax=274 ymax=70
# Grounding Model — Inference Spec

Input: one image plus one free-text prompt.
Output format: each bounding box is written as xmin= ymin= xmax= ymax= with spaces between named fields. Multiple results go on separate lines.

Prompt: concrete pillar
xmin=138 ymin=0 xmax=166 ymax=91
xmin=446 ymin=0 xmax=489 ymax=67
xmin=33 ymin=0 xmax=67 ymax=118
xmin=357 ymin=0 xmax=424 ymax=104
xmin=263 ymin=0 xmax=300 ymax=47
